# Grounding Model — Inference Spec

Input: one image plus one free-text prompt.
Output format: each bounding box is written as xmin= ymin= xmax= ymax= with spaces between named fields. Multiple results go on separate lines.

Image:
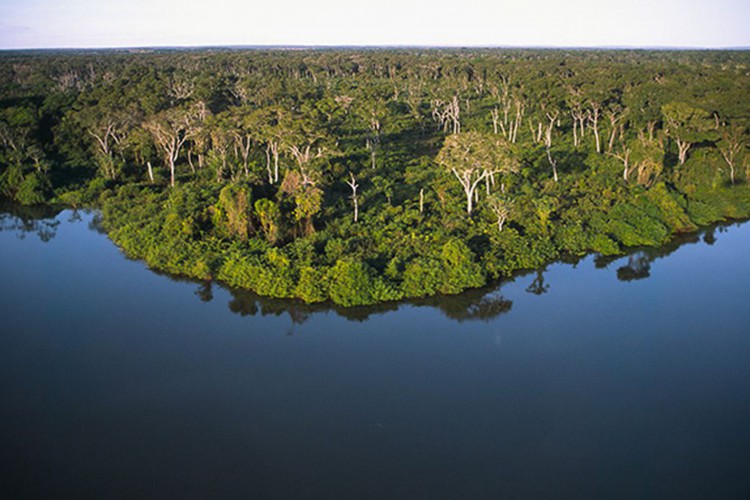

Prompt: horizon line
xmin=2 ymin=43 xmax=750 ymax=53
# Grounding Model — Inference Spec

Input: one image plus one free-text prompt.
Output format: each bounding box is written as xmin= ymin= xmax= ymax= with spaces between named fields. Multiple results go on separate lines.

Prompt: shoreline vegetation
xmin=1 ymin=48 xmax=749 ymax=306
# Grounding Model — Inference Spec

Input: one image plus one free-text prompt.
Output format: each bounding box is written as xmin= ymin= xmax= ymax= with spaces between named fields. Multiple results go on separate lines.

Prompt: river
xmin=1 ymin=206 xmax=749 ymax=499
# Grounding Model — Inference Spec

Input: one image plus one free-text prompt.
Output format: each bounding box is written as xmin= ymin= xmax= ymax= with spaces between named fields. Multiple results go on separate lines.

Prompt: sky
xmin=0 ymin=0 xmax=749 ymax=50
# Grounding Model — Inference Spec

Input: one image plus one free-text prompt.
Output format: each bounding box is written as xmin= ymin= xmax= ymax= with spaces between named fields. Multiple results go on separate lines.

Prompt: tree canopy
xmin=1 ymin=47 xmax=749 ymax=305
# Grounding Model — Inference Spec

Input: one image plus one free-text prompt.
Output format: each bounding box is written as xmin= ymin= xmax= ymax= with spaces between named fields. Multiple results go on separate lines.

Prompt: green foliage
xmin=4 ymin=48 xmax=750 ymax=306
xmin=214 ymin=183 xmax=253 ymax=240
xmin=254 ymin=198 xmax=282 ymax=244
xmin=662 ymin=102 xmax=716 ymax=144
xmin=590 ymin=234 xmax=620 ymax=256
xmin=439 ymin=239 xmax=485 ymax=294
xmin=607 ymin=202 xmax=670 ymax=247
xmin=295 ymin=266 xmax=329 ymax=303
xmin=0 ymin=164 xmax=25 ymax=198
xmin=402 ymin=257 xmax=443 ymax=297
xmin=553 ymin=223 xmax=590 ymax=256
xmin=645 ymin=183 xmax=697 ymax=232
xmin=15 ymin=171 xmax=50 ymax=205
xmin=327 ymin=259 xmax=375 ymax=306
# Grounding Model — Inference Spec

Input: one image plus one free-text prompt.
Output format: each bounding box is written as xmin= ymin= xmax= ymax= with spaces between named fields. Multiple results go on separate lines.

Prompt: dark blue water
xmin=1 ymin=207 xmax=749 ymax=499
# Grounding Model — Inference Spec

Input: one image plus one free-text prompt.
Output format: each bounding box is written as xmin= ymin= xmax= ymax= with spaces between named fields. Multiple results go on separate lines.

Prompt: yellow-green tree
xmin=436 ymin=131 xmax=517 ymax=214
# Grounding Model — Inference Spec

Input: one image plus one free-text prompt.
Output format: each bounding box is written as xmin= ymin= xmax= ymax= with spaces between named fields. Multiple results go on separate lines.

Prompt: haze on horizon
xmin=1 ymin=0 xmax=749 ymax=50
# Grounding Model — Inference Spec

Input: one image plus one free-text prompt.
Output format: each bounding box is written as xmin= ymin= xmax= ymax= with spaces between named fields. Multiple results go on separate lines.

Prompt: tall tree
xmin=487 ymin=194 xmax=513 ymax=232
xmin=251 ymin=106 xmax=287 ymax=184
xmin=345 ymin=172 xmax=359 ymax=222
xmin=662 ymin=102 xmax=713 ymax=165
xmin=717 ymin=123 xmax=746 ymax=185
xmin=144 ymin=106 xmax=198 ymax=187
xmin=436 ymin=131 xmax=517 ymax=214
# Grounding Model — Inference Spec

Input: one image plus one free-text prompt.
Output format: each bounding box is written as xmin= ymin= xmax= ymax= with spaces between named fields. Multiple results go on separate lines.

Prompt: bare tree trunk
xmin=579 ymin=116 xmax=587 ymax=139
xmin=419 ymin=188 xmax=424 ymax=213
xmin=147 ymin=161 xmax=154 ymax=183
xmin=267 ymin=142 xmax=280 ymax=183
xmin=239 ymin=134 xmax=252 ymax=178
xmin=491 ymin=107 xmax=500 ymax=135
xmin=488 ymin=197 xmax=512 ymax=233
xmin=607 ymin=114 xmax=621 ymax=152
xmin=546 ymin=147 xmax=558 ymax=183
xmin=608 ymin=127 xmax=617 ymax=152
xmin=366 ymin=138 xmax=377 ymax=170
xmin=265 ymin=144 xmax=273 ymax=183
xmin=466 ymin=182 xmax=475 ymax=214
xmin=609 ymin=149 xmax=632 ymax=181
xmin=593 ymin=124 xmax=601 ymax=153
xmin=187 ymin=150 xmax=196 ymax=173
xmin=511 ymin=102 xmax=523 ymax=143
xmin=570 ymin=109 xmax=586 ymax=147
xmin=451 ymin=95 xmax=461 ymax=134
xmin=273 ymin=148 xmax=279 ymax=183
xmin=498 ymin=214 xmax=506 ymax=232
xmin=544 ymin=112 xmax=559 ymax=182
xmin=346 ymin=173 xmax=359 ymax=222
xmin=677 ymin=140 xmax=691 ymax=165
xmin=589 ymin=105 xmax=602 ymax=153
xmin=453 ymin=168 xmax=489 ymax=214
xmin=530 ymin=121 xmax=544 ymax=144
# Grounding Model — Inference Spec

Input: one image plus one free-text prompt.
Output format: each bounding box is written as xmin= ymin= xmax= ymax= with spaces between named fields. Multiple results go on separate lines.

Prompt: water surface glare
xmin=1 ymin=208 xmax=749 ymax=499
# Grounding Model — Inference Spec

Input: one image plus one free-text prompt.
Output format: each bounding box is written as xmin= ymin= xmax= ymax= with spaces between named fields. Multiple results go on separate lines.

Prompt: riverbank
xmin=96 ymin=175 xmax=750 ymax=307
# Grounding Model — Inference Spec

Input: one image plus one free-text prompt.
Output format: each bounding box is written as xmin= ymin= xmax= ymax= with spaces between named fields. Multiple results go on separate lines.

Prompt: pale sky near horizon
xmin=0 ymin=0 xmax=748 ymax=50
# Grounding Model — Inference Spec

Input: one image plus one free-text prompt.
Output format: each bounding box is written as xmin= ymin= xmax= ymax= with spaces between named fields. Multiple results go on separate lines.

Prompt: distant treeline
xmin=1 ymin=48 xmax=749 ymax=305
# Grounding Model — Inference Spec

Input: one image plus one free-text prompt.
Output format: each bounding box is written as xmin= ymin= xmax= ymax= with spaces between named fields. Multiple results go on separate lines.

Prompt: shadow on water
xmin=0 ymin=201 xmax=63 ymax=242
xmin=1 ymin=203 xmax=744 ymax=326
xmin=525 ymin=268 xmax=550 ymax=295
xmin=197 ymin=281 xmax=513 ymax=327
xmin=593 ymin=224 xmax=731 ymax=282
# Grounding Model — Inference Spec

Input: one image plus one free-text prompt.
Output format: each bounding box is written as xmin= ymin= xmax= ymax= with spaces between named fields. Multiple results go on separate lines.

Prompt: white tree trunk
xmin=677 ymin=140 xmax=691 ymax=165
xmin=453 ymin=168 xmax=489 ymax=214
xmin=169 ymin=157 xmax=176 ymax=187
xmin=265 ymin=144 xmax=273 ymax=183
xmin=346 ymin=173 xmax=359 ymax=222
xmin=498 ymin=215 xmax=506 ymax=232
xmin=547 ymin=147 xmax=558 ymax=183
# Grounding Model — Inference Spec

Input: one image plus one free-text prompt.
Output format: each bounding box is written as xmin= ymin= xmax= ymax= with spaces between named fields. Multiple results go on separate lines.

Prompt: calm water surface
xmin=1 ymin=206 xmax=749 ymax=499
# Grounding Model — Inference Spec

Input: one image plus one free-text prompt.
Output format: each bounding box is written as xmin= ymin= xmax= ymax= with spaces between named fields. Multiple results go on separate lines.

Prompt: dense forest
xmin=1 ymin=48 xmax=749 ymax=306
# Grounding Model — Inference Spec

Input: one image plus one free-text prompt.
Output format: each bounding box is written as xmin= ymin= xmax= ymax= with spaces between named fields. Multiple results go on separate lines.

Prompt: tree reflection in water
xmin=216 ymin=283 xmax=513 ymax=326
xmin=2 ymin=204 xmax=741 ymax=327
xmin=412 ymin=287 xmax=513 ymax=322
xmin=703 ymin=228 xmax=717 ymax=245
xmin=525 ymin=268 xmax=549 ymax=295
xmin=194 ymin=220 xmax=742 ymax=326
xmin=616 ymin=253 xmax=652 ymax=281
xmin=195 ymin=281 xmax=214 ymax=302
xmin=604 ymin=223 xmax=732 ymax=283
xmin=0 ymin=202 xmax=62 ymax=242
